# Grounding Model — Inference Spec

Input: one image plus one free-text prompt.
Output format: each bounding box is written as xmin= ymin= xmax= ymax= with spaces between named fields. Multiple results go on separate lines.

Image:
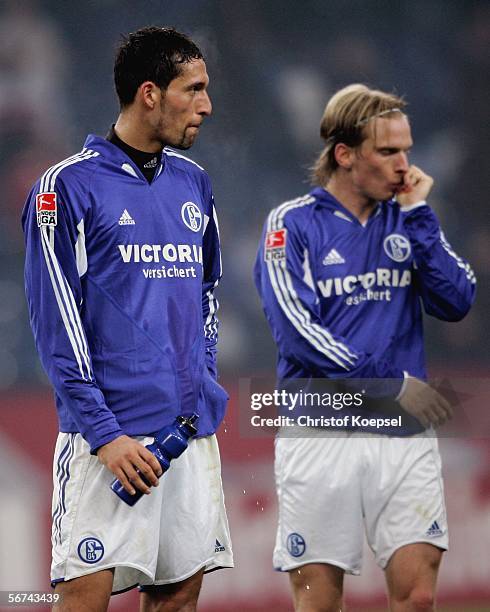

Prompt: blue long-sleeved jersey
xmin=254 ymin=188 xmax=476 ymax=434
xmin=23 ymin=135 xmax=228 ymax=452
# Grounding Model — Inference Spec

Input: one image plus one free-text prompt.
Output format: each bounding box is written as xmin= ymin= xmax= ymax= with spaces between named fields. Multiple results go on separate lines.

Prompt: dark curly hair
xmin=114 ymin=26 xmax=203 ymax=108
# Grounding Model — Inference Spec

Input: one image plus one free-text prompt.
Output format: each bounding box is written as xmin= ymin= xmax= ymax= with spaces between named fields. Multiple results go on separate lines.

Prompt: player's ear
xmin=334 ymin=142 xmax=354 ymax=170
xmin=138 ymin=81 xmax=161 ymax=110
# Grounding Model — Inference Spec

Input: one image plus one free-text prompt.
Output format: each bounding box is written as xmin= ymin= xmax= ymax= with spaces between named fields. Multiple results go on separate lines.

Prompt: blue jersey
xmin=254 ymin=187 xmax=476 ymax=434
xmin=23 ymin=135 xmax=228 ymax=452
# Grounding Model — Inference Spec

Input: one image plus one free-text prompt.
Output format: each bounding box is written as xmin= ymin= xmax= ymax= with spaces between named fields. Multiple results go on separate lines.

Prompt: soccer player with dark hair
xmin=23 ymin=26 xmax=232 ymax=611
xmin=254 ymin=84 xmax=476 ymax=611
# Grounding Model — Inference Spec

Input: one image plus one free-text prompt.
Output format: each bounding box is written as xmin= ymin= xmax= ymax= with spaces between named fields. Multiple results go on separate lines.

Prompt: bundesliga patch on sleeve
xmin=265 ymin=228 xmax=287 ymax=262
xmin=36 ymin=192 xmax=58 ymax=227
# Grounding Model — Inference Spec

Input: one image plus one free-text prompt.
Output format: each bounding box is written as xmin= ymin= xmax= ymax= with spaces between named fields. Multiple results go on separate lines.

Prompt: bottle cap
xmin=177 ymin=413 xmax=199 ymax=436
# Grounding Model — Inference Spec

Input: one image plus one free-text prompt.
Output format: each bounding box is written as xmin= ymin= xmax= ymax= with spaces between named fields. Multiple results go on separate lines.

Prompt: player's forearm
xmin=402 ymin=204 xmax=476 ymax=320
xmin=46 ymin=367 xmax=123 ymax=452
xmin=25 ymin=275 xmax=123 ymax=452
xmin=415 ymin=255 xmax=475 ymax=320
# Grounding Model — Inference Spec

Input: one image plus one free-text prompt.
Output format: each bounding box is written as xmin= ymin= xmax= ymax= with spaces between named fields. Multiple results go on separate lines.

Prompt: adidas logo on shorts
xmin=426 ymin=520 xmax=443 ymax=537
xmin=214 ymin=539 xmax=226 ymax=552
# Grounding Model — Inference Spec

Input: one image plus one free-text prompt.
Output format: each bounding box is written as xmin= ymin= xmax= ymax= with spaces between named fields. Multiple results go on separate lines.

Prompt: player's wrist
xmin=92 ymin=431 xmax=125 ymax=456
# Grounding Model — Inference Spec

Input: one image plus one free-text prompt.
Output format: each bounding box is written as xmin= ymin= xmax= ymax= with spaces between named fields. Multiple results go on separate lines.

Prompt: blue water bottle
xmin=110 ymin=413 xmax=199 ymax=506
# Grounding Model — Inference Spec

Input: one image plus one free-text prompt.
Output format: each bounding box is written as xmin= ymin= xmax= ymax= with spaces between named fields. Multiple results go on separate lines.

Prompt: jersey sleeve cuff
xmin=395 ymin=371 xmax=410 ymax=401
xmin=89 ymin=430 xmax=124 ymax=455
xmin=399 ymin=200 xmax=427 ymax=213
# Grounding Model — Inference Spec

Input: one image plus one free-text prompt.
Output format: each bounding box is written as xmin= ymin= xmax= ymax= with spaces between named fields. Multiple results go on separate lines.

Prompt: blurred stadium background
xmin=0 ymin=1 xmax=488 ymax=610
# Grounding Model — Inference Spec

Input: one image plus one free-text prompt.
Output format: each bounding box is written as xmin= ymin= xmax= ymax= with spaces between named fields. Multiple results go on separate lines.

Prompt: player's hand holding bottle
xmin=97 ymin=435 xmax=163 ymax=496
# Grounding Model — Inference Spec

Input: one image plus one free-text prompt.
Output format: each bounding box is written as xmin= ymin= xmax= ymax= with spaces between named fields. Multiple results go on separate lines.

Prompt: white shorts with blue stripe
xmin=51 ymin=432 xmax=233 ymax=593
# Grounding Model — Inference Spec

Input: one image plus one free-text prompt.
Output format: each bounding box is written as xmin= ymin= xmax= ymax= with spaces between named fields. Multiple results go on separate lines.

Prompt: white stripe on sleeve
xmin=265 ymin=195 xmax=357 ymax=370
xmin=40 ymin=227 xmax=89 ymax=381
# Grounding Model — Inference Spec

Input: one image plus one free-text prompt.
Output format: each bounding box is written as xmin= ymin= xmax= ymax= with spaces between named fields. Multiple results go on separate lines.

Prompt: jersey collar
xmin=83 ymin=134 xmax=165 ymax=184
xmin=311 ymin=187 xmax=385 ymax=227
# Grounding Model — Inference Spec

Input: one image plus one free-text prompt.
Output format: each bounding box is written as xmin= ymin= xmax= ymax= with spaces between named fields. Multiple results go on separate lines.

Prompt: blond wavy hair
xmin=311 ymin=84 xmax=407 ymax=185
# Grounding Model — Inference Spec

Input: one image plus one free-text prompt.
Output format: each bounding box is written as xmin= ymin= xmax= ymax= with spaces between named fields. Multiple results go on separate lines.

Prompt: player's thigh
xmin=51 ymin=433 xmax=168 ymax=593
xmin=274 ymin=431 xmax=364 ymax=575
xmin=53 ymin=568 xmax=114 ymax=612
xmin=385 ymin=542 xmax=443 ymax=608
xmin=139 ymin=568 xmax=204 ymax=612
xmin=363 ymin=434 xmax=448 ymax=570
xmin=289 ymin=563 xmax=344 ymax=612
xmin=146 ymin=435 xmax=233 ymax=586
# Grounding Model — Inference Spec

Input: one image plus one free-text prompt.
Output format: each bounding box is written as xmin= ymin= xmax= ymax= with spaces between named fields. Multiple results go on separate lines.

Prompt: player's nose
xmin=198 ymin=91 xmax=212 ymax=117
xmin=396 ymin=151 xmax=409 ymax=172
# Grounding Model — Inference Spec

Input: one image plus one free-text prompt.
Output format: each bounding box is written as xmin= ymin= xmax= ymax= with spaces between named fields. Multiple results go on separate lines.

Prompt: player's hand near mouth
xmin=396 ymin=164 xmax=434 ymax=205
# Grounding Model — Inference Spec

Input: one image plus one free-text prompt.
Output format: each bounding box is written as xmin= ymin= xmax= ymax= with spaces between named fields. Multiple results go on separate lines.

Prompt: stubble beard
xmin=176 ymin=128 xmax=198 ymax=150
xmin=154 ymin=115 xmax=194 ymax=150
xmin=162 ymin=129 xmax=195 ymax=151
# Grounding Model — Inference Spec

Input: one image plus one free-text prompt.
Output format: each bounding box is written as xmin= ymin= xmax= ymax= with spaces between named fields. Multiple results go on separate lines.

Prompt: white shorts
xmin=273 ymin=429 xmax=448 ymax=575
xmin=51 ymin=433 xmax=233 ymax=593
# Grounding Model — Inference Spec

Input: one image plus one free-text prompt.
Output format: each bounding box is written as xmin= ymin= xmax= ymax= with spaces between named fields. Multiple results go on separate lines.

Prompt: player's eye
xmin=381 ymin=148 xmax=402 ymax=156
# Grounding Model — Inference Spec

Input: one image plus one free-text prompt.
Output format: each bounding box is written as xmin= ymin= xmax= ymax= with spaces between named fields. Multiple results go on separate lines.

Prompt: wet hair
xmin=114 ymin=26 xmax=203 ymax=107
xmin=311 ymin=84 xmax=407 ymax=185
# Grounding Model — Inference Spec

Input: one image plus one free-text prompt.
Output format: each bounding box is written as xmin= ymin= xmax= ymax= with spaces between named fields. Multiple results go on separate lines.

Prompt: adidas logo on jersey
xmin=426 ymin=520 xmax=443 ymax=537
xmin=118 ymin=209 xmax=135 ymax=225
xmin=214 ymin=539 xmax=226 ymax=553
xmin=323 ymin=249 xmax=345 ymax=265
xmin=143 ymin=156 xmax=158 ymax=169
